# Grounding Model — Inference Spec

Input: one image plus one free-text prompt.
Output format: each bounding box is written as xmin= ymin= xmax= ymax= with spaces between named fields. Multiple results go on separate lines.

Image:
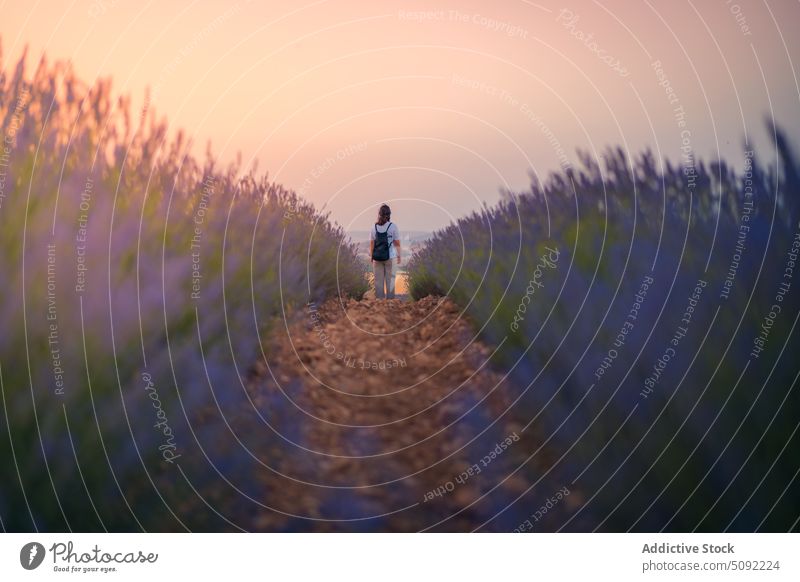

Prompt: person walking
xmin=370 ymin=203 xmax=401 ymax=299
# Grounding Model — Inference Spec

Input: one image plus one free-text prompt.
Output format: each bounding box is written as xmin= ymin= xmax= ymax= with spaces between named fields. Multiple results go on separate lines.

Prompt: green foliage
xmin=0 ymin=48 xmax=365 ymax=530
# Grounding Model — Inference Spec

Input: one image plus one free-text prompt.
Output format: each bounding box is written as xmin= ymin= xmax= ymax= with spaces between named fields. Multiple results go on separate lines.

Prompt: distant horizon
xmin=346 ymin=228 xmax=433 ymax=247
xmin=347 ymin=227 xmax=433 ymax=235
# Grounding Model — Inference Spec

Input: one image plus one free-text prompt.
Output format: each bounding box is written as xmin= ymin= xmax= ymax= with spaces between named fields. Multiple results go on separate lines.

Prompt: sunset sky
xmin=1 ymin=0 xmax=798 ymax=231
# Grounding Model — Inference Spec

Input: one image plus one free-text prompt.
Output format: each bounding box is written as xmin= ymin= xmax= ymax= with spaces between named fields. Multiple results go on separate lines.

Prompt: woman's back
xmin=370 ymin=204 xmax=401 ymax=299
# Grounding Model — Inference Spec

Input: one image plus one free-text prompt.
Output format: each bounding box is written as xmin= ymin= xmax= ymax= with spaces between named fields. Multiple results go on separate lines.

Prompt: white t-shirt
xmin=370 ymin=222 xmax=400 ymax=259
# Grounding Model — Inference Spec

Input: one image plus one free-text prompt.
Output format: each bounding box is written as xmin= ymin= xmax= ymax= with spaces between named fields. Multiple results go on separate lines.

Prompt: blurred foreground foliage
xmin=0 ymin=48 xmax=366 ymax=531
xmin=409 ymin=127 xmax=800 ymax=531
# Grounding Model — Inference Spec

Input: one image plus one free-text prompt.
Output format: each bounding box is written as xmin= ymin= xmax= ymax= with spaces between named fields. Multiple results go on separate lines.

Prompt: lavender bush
xmin=409 ymin=133 xmax=800 ymax=531
xmin=0 ymin=50 xmax=366 ymax=531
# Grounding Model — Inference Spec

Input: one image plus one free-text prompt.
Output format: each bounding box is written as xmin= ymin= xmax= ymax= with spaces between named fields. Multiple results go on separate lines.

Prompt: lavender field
xmin=2 ymin=45 xmax=799 ymax=534
xmin=408 ymin=133 xmax=800 ymax=531
xmin=0 ymin=53 xmax=366 ymax=530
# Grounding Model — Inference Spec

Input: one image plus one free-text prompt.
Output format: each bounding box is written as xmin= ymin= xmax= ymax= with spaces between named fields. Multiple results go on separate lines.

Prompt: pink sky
xmin=1 ymin=0 xmax=798 ymax=231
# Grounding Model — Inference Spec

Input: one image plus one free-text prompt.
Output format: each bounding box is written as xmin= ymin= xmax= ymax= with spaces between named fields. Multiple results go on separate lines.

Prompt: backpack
xmin=372 ymin=222 xmax=392 ymax=261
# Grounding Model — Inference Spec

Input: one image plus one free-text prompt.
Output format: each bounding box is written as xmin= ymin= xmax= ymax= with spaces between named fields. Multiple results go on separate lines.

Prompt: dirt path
xmin=241 ymin=296 xmax=561 ymax=531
